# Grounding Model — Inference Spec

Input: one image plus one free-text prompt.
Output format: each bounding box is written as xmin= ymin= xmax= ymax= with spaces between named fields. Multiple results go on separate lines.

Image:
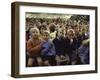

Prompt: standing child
xmin=27 ymin=27 xmax=43 ymax=67
xmin=49 ymin=23 xmax=57 ymax=41
xmin=65 ymin=29 xmax=78 ymax=65
xmin=53 ymin=28 xmax=69 ymax=65
xmin=41 ymin=30 xmax=56 ymax=66
xmin=78 ymin=39 xmax=90 ymax=64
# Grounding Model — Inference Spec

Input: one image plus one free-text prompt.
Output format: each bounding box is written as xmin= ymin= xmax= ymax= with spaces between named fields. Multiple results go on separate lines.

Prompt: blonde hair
xmin=30 ymin=27 xmax=40 ymax=36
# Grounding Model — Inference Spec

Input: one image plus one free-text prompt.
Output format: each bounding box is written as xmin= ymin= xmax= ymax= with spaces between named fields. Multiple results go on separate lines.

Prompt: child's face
xmin=31 ymin=28 xmax=40 ymax=39
xmin=40 ymin=27 xmax=45 ymax=34
xmin=67 ymin=30 xmax=75 ymax=39
xmin=57 ymin=29 xmax=63 ymax=37
xmin=40 ymin=26 xmax=48 ymax=34
xmin=82 ymin=27 xmax=87 ymax=34
xmin=43 ymin=32 xmax=49 ymax=40
xmin=74 ymin=26 xmax=79 ymax=34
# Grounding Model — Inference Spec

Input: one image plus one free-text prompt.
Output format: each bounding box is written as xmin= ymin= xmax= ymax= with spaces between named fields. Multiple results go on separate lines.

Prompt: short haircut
xmin=67 ymin=29 xmax=75 ymax=34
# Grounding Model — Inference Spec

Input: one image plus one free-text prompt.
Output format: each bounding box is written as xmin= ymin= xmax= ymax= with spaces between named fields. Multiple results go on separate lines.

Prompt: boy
xmin=65 ymin=29 xmax=78 ymax=65
xmin=78 ymin=39 xmax=90 ymax=64
xmin=41 ymin=30 xmax=56 ymax=66
xmin=53 ymin=28 xmax=69 ymax=65
xmin=49 ymin=23 xmax=57 ymax=41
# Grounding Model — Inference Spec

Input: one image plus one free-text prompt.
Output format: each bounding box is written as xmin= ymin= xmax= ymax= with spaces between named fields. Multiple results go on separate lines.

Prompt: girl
xmin=27 ymin=27 xmax=44 ymax=67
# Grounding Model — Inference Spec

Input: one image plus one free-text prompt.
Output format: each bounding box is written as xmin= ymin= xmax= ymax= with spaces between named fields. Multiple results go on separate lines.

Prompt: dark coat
xmin=53 ymin=37 xmax=67 ymax=56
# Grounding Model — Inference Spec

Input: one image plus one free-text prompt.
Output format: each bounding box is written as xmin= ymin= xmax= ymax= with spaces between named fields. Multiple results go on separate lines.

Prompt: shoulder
xmin=27 ymin=39 xmax=32 ymax=43
xmin=27 ymin=39 xmax=33 ymax=46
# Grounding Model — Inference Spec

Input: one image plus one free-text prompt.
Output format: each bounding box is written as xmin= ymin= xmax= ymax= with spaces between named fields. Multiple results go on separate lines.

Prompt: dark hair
xmin=49 ymin=23 xmax=56 ymax=32
xmin=39 ymin=23 xmax=47 ymax=31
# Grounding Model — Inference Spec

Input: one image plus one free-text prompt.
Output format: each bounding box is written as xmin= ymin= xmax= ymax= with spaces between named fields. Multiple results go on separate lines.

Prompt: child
xmin=65 ymin=29 xmax=78 ymax=65
xmin=81 ymin=25 xmax=89 ymax=40
xmin=41 ymin=30 xmax=56 ymax=66
xmin=27 ymin=27 xmax=44 ymax=67
xmin=39 ymin=24 xmax=49 ymax=39
xmin=53 ymin=28 xmax=69 ymax=65
xmin=74 ymin=25 xmax=83 ymax=48
xmin=78 ymin=39 xmax=90 ymax=64
xmin=49 ymin=23 xmax=57 ymax=41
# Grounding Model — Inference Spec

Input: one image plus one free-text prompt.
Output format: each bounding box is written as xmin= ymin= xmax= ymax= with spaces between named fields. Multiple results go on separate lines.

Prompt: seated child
xmin=41 ymin=30 xmax=56 ymax=66
xmin=27 ymin=27 xmax=44 ymax=67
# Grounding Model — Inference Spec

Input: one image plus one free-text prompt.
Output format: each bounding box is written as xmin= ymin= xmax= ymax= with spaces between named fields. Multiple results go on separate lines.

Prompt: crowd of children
xmin=26 ymin=17 xmax=90 ymax=67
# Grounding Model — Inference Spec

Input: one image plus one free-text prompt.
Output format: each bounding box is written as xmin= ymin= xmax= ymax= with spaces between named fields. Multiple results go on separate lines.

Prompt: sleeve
xmin=41 ymin=42 xmax=50 ymax=55
xmin=48 ymin=43 xmax=56 ymax=55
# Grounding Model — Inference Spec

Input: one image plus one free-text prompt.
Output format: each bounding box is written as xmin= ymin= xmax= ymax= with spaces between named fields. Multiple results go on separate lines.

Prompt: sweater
xmin=41 ymin=40 xmax=56 ymax=56
xmin=27 ymin=38 xmax=43 ymax=57
xmin=53 ymin=37 xmax=67 ymax=55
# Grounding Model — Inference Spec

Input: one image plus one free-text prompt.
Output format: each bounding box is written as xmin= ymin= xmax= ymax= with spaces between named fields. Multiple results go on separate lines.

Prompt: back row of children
xmin=26 ymin=19 xmax=89 ymax=67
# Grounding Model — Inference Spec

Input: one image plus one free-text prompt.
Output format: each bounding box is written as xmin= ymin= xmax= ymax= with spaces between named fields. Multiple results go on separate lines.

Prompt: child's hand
xmin=60 ymin=55 xmax=66 ymax=59
xmin=82 ymin=39 xmax=89 ymax=45
xmin=55 ymin=55 xmax=60 ymax=61
xmin=40 ymin=40 xmax=46 ymax=45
